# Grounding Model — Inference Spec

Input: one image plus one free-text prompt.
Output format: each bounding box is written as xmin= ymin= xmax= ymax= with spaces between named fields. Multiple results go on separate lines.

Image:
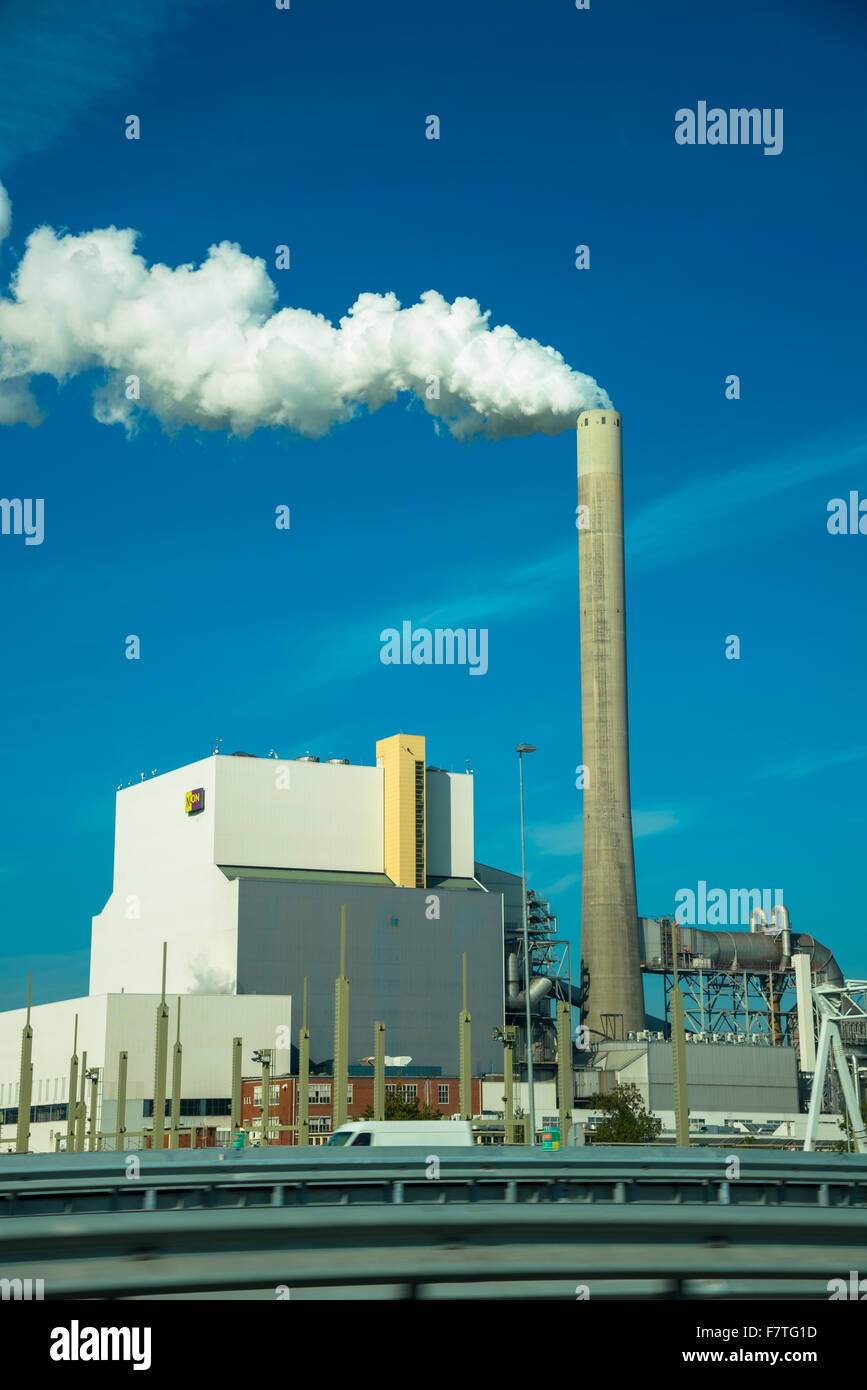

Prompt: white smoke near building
xmin=0 ymin=180 xmax=611 ymax=439
xmin=186 ymin=957 xmax=235 ymax=996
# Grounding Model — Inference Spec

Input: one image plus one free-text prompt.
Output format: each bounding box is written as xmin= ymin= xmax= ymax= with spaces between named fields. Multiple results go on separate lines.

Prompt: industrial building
xmin=239 ymin=1070 xmax=484 ymax=1145
xmin=0 ymin=413 xmax=860 ymax=1154
xmin=0 ymin=993 xmax=292 ymax=1153
xmin=87 ymin=732 xmax=504 ymax=1076
xmin=573 ymin=410 xmax=852 ymax=1119
xmin=0 ymin=732 xmax=516 ymax=1151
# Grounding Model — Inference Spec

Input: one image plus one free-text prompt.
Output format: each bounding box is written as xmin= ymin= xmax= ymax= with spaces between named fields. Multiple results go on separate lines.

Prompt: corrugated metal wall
xmin=237 ymin=880 xmax=504 ymax=1075
xmin=646 ymin=1041 xmax=799 ymax=1113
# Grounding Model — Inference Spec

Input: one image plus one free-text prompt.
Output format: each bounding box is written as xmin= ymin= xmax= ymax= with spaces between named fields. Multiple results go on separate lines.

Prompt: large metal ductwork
xmin=577 ymin=410 xmax=645 ymax=1038
xmin=505 ymin=953 xmax=556 ymax=1009
xmin=788 ymin=933 xmax=843 ymax=987
xmin=512 ymin=975 xmax=554 ymax=1009
xmin=505 ymin=950 xmax=586 ymax=1012
xmin=688 ymin=927 xmax=843 ymax=986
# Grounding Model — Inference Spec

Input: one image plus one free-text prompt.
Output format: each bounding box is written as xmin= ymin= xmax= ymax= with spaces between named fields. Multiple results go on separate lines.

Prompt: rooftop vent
xmin=326 ymin=758 xmax=350 ymax=765
xmin=297 ymin=753 xmax=320 ymax=763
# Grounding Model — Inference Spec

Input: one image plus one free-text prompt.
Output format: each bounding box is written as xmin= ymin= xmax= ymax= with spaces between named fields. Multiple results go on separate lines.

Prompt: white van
xmin=326 ymin=1120 xmax=476 ymax=1147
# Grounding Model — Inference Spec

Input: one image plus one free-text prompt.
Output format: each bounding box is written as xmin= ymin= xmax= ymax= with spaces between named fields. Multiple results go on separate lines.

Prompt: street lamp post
xmin=517 ymin=743 xmax=537 ymax=1144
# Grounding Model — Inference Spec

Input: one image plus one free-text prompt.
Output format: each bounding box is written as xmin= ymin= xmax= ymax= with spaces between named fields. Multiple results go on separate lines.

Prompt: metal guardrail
xmin=1 ymin=1202 xmax=866 ymax=1299
xmin=4 ymin=1145 xmax=866 ymax=1182
xmin=2 ymin=1146 xmax=866 ymax=1217
xmin=0 ymin=1145 xmax=861 ymax=1223
xmin=2 ymin=1150 xmax=865 ymax=1298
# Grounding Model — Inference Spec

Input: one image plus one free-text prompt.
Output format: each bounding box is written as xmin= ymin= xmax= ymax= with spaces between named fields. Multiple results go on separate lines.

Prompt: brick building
xmin=240 ymin=1068 xmax=483 ymax=1145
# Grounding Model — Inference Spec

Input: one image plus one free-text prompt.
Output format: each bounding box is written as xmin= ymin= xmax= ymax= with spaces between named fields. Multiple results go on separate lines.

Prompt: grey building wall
xmin=583 ymin=1039 xmax=801 ymax=1114
xmin=235 ymin=880 xmax=504 ymax=1075
xmin=474 ymin=863 xmax=523 ymax=936
xmin=645 ymin=1042 xmax=800 ymax=1114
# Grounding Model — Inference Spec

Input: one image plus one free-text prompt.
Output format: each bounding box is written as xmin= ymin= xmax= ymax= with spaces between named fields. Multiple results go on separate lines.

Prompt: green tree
xmin=361 ymin=1092 xmax=442 ymax=1121
xmin=589 ymin=1082 xmax=662 ymax=1143
xmin=836 ymin=1096 xmax=867 ymax=1152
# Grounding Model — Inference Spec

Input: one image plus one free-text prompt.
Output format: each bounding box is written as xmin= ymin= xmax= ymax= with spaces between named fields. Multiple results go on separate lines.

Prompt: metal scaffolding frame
xmin=505 ymin=889 xmax=572 ymax=1072
xmin=661 ymin=967 xmax=800 ymax=1046
xmin=804 ymin=981 xmax=867 ymax=1153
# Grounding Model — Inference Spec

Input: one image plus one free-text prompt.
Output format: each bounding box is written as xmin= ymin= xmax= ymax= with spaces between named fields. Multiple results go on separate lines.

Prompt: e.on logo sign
xmin=185 ymin=788 xmax=205 ymax=815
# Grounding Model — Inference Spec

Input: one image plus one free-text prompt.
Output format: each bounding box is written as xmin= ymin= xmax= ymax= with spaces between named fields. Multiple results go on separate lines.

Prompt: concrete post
xmin=556 ymin=1000 xmax=572 ymax=1147
xmin=87 ymin=1068 xmax=100 ymax=1151
xmin=152 ymin=943 xmax=169 ymax=1151
xmin=259 ymin=1050 xmax=271 ymax=1146
xmin=169 ymin=999 xmax=182 ymax=1150
xmin=670 ymin=930 xmax=690 ymax=1147
xmin=670 ymin=992 xmax=690 ymax=1147
xmin=66 ymin=1015 xmax=79 ymax=1153
xmin=793 ymin=954 xmax=817 ymax=1072
xmin=333 ymin=907 xmax=349 ymax=1131
xmin=459 ymin=953 xmax=472 ymax=1120
xmin=503 ymin=1026 xmax=516 ymax=1144
xmin=231 ymin=1037 xmax=243 ymax=1133
xmin=297 ymin=978 xmax=310 ymax=1146
xmin=75 ymin=1050 xmax=87 ymax=1153
xmin=115 ymin=1051 xmax=128 ymax=1152
xmin=15 ymin=974 xmax=33 ymax=1155
xmin=373 ymin=1021 xmax=386 ymax=1121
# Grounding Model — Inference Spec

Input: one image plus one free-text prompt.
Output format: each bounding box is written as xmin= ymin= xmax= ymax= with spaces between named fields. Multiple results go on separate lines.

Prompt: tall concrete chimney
xmin=577 ymin=410 xmax=645 ymax=1040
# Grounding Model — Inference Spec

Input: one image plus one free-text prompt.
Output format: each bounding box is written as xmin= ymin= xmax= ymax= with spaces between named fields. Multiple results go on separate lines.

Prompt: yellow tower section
xmin=376 ymin=733 xmax=426 ymax=888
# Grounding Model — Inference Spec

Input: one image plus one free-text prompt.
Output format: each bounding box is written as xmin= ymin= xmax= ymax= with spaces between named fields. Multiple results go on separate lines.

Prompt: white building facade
xmin=0 ymin=992 xmax=291 ymax=1153
xmin=90 ymin=750 xmax=476 ymax=998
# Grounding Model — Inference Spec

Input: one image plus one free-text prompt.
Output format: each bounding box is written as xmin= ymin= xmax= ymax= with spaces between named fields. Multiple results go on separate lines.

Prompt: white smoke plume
xmin=0 ymin=181 xmax=611 ymax=439
xmin=0 ymin=183 xmax=10 ymax=246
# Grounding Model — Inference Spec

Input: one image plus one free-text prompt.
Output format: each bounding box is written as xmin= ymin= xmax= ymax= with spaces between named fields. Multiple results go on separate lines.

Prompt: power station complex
xmin=0 ymin=414 xmax=859 ymax=1151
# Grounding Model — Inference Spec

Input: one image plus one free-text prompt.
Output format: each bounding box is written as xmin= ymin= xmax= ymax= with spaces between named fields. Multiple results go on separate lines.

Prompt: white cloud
xmin=541 ymin=871 xmax=580 ymax=895
xmin=529 ymin=820 xmax=580 ymax=858
xmin=628 ymin=429 xmax=867 ymax=569
xmin=759 ymin=745 xmax=867 ymax=782
xmin=0 ymin=180 xmax=611 ymax=441
xmin=632 ymin=809 xmax=680 ymax=838
xmin=0 ymin=376 xmax=41 ymax=426
xmin=0 ymin=0 xmax=208 ymax=170
xmin=528 ymin=808 xmax=679 ymax=863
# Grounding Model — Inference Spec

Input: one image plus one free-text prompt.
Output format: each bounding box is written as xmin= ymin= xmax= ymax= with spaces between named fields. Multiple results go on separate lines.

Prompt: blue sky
xmin=1 ymin=0 xmax=865 ymax=1010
